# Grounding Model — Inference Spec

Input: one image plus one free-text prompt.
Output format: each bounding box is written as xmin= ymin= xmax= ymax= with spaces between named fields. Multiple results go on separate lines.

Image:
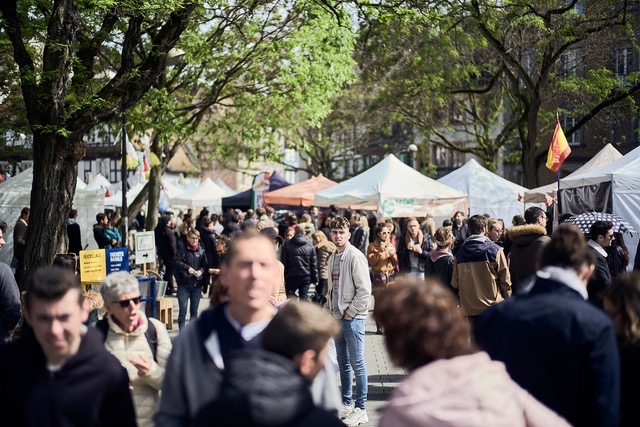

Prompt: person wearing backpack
xmin=98 ymin=271 xmax=172 ymax=427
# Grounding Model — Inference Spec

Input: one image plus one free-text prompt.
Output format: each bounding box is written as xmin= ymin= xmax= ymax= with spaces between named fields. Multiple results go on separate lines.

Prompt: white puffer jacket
xmin=104 ymin=313 xmax=172 ymax=427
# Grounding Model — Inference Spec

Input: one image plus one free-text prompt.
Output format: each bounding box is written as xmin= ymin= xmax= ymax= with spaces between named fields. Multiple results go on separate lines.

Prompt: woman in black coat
xmin=425 ymin=227 xmax=456 ymax=298
xmin=603 ymin=272 xmax=640 ymax=427
xmin=199 ymin=218 xmax=220 ymax=295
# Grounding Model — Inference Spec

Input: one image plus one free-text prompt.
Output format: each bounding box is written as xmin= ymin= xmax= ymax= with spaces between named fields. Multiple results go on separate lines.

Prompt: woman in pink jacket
xmin=374 ymin=278 xmax=570 ymax=427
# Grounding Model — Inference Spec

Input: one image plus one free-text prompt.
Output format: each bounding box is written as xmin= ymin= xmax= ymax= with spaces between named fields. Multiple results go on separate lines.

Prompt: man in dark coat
xmin=66 ymin=209 xmax=82 ymax=256
xmin=93 ymin=212 xmax=111 ymax=249
xmin=508 ymin=207 xmax=550 ymax=294
xmin=587 ymin=220 xmax=614 ymax=308
xmin=12 ymin=207 xmax=29 ymax=288
xmin=193 ymin=301 xmax=343 ymax=427
xmin=281 ymin=225 xmax=318 ymax=301
xmin=0 ymin=266 xmax=136 ymax=427
xmin=155 ymin=213 xmax=177 ymax=295
xmin=0 ymin=221 xmax=21 ymax=345
xmin=349 ymin=213 xmax=369 ymax=255
xmin=474 ymin=224 xmax=620 ymax=427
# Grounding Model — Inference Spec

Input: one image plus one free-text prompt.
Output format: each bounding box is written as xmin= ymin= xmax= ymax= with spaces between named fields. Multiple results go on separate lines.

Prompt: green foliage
xmin=349 ymin=0 xmax=639 ymax=186
xmin=126 ymin=0 xmax=356 ymax=168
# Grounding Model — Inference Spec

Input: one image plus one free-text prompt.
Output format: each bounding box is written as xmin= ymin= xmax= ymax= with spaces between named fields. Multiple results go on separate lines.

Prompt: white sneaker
xmin=339 ymin=404 xmax=353 ymax=419
xmin=343 ymin=408 xmax=369 ymax=426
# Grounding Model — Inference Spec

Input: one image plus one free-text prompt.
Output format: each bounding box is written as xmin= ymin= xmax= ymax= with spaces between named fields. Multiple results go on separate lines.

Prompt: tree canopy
xmin=354 ymin=0 xmax=640 ymax=186
xmin=0 ymin=0 xmax=355 ymax=274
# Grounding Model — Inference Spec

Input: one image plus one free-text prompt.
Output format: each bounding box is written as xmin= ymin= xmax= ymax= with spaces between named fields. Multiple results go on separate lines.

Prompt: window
xmin=283 ymin=148 xmax=296 ymax=163
xmin=284 ymin=170 xmax=297 ymax=184
xmin=561 ymin=116 xmax=582 ymax=146
xmin=452 ymin=151 xmax=464 ymax=168
xmin=560 ymin=49 xmax=580 ymax=77
xmin=432 ymin=146 xmax=447 ymax=167
xmin=109 ymin=159 xmax=121 ymax=183
xmin=614 ymin=47 xmax=634 ymax=76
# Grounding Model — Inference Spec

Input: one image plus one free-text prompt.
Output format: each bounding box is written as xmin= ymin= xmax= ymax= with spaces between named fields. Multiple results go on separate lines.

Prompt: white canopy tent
xmin=84 ymin=173 xmax=112 ymax=192
xmin=437 ymin=159 xmax=530 ymax=221
xmin=524 ymin=144 xmax=623 ymax=204
xmin=0 ymin=168 xmax=104 ymax=264
xmin=170 ymin=178 xmax=229 ymax=211
xmin=560 ymin=145 xmax=640 ymax=269
xmin=315 ymin=154 xmax=467 ymax=218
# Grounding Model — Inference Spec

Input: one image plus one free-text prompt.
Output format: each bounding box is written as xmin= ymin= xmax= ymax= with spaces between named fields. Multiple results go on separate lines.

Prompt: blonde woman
xmin=367 ymin=223 xmax=398 ymax=334
xmin=311 ymin=230 xmax=336 ymax=306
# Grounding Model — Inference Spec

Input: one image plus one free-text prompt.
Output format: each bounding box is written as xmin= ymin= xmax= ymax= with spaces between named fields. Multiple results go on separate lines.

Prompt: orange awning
xmin=263 ymin=175 xmax=337 ymax=207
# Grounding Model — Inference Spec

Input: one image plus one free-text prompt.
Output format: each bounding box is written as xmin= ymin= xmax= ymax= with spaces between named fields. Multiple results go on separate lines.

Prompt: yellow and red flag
xmin=546 ymin=121 xmax=571 ymax=172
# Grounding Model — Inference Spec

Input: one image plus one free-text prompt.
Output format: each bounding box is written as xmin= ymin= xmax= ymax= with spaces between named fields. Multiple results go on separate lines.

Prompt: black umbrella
xmin=564 ymin=212 xmax=637 ymax=236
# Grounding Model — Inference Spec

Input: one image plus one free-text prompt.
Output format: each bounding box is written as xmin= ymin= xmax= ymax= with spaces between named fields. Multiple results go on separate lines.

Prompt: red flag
xmin=546 ymin=121 xmax=571 ymax=172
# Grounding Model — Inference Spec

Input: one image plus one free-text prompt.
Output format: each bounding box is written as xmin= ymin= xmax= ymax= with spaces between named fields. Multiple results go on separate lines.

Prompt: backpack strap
xmin=95 ymin=316 xmax=158 ymax=363
xmin=145 ymin=319 xmax=158 ymax=363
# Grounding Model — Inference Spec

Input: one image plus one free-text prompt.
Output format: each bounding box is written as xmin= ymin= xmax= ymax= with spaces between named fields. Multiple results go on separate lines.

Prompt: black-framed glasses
xmin=116 ymin=296 xmax=141 ymax=308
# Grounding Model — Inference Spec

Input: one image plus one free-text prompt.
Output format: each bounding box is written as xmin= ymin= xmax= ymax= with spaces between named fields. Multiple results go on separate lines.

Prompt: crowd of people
xmin=2 ymin=202 xmax=640 ymax=426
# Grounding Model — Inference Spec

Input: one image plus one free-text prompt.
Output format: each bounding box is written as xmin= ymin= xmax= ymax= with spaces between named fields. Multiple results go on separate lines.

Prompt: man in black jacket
xmin=587 ymin=220 xmax=614 ymax=308
xmin=281 ymin=225 xmax=318 ymax=301
xmin=93 ymin=212 xmax=112 ymax=249
xmin=349 ymin=213 xmax=369 ymax=254
xmin=0 ymin=266 xmax=135 ymax=427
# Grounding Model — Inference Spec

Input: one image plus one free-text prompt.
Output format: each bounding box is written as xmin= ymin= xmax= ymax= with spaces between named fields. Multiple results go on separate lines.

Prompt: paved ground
xmin=155 ymin=293 xmax=405 ymax=426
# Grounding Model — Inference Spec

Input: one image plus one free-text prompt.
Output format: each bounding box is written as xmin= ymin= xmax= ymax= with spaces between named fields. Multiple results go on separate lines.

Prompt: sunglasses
xmin=116 ymin=296 xmax=141 ymax=308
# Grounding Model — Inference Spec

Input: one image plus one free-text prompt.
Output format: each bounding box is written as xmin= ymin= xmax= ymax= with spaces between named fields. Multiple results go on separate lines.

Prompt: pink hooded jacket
xmin=379 ymin=352 xmax=569 ymax=427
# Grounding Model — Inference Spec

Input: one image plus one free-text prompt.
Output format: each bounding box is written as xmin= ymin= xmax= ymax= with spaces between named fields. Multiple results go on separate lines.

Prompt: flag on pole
xmin=545 ymin=121 xmax=571 ymax=172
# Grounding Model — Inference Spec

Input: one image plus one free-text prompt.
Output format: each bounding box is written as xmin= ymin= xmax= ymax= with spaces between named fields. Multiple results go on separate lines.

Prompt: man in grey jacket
xmin=156 ymin=231 xmax=340 ymax=427
xmin=327 ymin=216 xmax=372 ymax=427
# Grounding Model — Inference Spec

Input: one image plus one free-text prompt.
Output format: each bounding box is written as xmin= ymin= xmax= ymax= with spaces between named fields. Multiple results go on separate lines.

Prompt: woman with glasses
xmin=175 ymin=228 xmax=208 ymax=330
xmin=367 ymin=223 xmax=398 ymax=334
xmin=99 ymin=271 xmax=172 ymax=427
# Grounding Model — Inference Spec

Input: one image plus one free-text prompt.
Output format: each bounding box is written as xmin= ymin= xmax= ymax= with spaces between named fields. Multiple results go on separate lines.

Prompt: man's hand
xmin=343 ymin=313 xmax=353 ymax=320
xmin=188 ymin=267 xmax=195 ymax=275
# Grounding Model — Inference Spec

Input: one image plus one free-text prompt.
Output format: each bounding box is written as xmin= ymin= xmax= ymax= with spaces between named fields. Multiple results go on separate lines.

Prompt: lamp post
xmin=121 ymin=106 xmax=128 ymax=247
xmin=408 ymin=143 xmax=418 ymax=170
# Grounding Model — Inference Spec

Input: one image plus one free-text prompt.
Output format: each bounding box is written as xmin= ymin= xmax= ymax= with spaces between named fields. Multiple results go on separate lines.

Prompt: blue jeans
xmin=285 ymin=278 xmax=311 ymax=301
xmin=335 ymin=318 xmax=367 ymax=410
xmin=177 ymin=285 xmax=202 ymax=330
xmin=407 ymin=271 xmax=425 ymax=280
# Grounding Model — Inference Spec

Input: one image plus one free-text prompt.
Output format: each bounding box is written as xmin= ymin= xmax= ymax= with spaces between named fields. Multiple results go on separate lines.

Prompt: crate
xmin=145 ymin=298 xmax=173 ymax=330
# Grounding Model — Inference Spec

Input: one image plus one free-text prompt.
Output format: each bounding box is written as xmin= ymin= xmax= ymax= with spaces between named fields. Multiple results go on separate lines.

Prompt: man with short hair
xmin=508 ymin=207 xmax=550 ymax=293
xmin=93 ymin=212 xmax=112 ymax=249
xmin=309 ymin=205 xmax=319 ymax=230
xmin=349 ymin=213 xmax=369 ymax=255
xmin=0 ymin=221 xmax=21 ymax=345
xmin=328 ymin=216 xmax=371 ymax=426
xmin=193 ymin=301 xmax=343 ymax=427
xmin=12 ymin=207 xmax=29 ymax=287
xmin=156 ymin=231 xmax=340 ymax=426
xmin=281 ymin=224 xmax=318 ymax=301
xmin=0 ymin=266 xmax=136 ymax=426
xmin=587 ymin=220 xmax=614 ymax=308
xmin=452 ymin=215 xmax=511 ymax=319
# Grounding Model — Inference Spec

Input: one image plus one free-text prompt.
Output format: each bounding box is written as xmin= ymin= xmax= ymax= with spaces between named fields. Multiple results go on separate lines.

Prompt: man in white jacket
xmin=327 ymin=216 xmax=372 ymax=427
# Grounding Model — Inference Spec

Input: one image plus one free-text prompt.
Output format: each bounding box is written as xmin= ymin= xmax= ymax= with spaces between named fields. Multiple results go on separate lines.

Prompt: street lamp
xmin=408 ymin=143 xmax=418 ymax=169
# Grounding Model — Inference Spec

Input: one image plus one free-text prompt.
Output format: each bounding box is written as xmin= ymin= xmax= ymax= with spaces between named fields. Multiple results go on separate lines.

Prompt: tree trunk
xmin=146 ymin=165 xmax=162 ymax=232
xmin=23 ymin=133 xmax=85 ymax=277
xmin=521 ymin=99 xmax=541 ymax=188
